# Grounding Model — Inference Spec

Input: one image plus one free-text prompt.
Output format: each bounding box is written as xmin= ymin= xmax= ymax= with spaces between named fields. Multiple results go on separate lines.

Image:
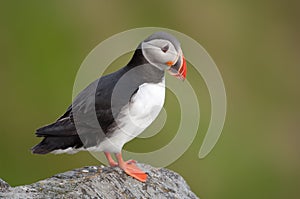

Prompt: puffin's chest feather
xmin=95 ymin=80 xmax=165 ymax=153
xmin=116 ymin=80 xmax=165 ymax=133
xmin=129 ymin=81 xmax=165 ymax=119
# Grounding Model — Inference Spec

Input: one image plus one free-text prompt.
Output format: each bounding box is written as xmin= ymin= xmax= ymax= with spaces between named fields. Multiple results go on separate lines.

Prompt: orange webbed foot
xmin=113 ymin=153 xmax=147 ymax=182
xmin=121 ymin=160 xmax=148 ymax=182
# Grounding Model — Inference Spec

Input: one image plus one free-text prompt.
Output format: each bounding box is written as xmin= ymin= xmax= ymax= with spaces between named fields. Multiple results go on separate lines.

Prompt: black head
xmin=128 ymin=31 xmax=187 ymax=80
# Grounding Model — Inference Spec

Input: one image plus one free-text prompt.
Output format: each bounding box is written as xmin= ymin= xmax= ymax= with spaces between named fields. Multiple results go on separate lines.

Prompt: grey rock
xmin=0 ymin=178 xmax=10 ymax=192
xmin=0 ymin=164 xmax=199 ymax=199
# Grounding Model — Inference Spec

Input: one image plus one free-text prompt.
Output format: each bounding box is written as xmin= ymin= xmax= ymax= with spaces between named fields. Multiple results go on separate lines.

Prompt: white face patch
xmin=142 ymin=39 xmax=178 ymax=70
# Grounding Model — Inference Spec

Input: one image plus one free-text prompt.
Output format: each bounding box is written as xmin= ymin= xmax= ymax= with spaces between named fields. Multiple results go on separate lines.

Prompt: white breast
xmin=95 ymin=78 xmax=165 ymax=153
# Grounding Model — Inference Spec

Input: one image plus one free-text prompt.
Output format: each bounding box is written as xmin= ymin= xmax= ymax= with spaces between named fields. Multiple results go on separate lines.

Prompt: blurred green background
xmin=1 ymin=1 xmax=300 ymax=198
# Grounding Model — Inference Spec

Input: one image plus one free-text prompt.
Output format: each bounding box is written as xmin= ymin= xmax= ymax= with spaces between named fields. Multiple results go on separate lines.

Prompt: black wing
xmin=32 ymin=66 xmax=139 ymax=154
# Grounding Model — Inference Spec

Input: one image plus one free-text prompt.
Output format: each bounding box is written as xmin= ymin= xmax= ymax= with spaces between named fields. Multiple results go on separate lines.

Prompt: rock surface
xmin=0 ymin=164 xmax=199 ymax=199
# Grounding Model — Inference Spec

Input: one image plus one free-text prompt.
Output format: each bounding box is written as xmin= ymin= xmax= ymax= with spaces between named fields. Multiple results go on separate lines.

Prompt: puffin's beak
xmin=167 ymin=54 xmax=187 ymax=80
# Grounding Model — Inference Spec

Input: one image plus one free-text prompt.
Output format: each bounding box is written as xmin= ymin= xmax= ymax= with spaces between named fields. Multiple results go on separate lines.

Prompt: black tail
xmin=35 ymin=119 xmax=76 ymax=137
xmin=32 ymin=117 xmax=82 ymax=154
xmin=31 ymin=136 xmax=83 ymax=154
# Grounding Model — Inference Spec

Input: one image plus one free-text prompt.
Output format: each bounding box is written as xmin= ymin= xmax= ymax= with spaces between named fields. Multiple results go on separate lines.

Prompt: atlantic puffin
xmin=32 ymin=32 xmax=187 ymax=182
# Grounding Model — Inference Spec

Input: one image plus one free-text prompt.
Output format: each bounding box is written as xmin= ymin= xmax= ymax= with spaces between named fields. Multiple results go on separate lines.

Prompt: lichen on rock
xmin=0 ymin=164 xmax=199 ymax=199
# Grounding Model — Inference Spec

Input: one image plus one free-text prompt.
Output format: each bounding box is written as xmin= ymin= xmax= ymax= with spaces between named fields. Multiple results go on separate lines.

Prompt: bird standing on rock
xmin=32 ymin=32 xmax=187 ymax=182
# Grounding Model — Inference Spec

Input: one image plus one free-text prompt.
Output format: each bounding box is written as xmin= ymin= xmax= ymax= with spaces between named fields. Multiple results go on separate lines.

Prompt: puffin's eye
xmin=161 ymin=44 xmax=169 ymax=53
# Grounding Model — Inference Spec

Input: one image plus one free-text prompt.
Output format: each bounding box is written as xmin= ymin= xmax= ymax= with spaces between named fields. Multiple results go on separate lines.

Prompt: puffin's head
xmin=141 ymin=32 xmax=187 ymax=80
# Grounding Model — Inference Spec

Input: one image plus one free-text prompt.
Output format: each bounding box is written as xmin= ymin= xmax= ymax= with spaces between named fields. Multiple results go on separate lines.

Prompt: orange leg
xmin=115 ymin=152 xmax=147 ymax=182
xmin=104 ymin=152 xmax=118 ymax=167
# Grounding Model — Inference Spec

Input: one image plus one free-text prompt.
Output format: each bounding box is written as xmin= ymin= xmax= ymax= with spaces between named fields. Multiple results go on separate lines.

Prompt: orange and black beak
xmin=167 ymin=53 xmax=187 ymax=80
